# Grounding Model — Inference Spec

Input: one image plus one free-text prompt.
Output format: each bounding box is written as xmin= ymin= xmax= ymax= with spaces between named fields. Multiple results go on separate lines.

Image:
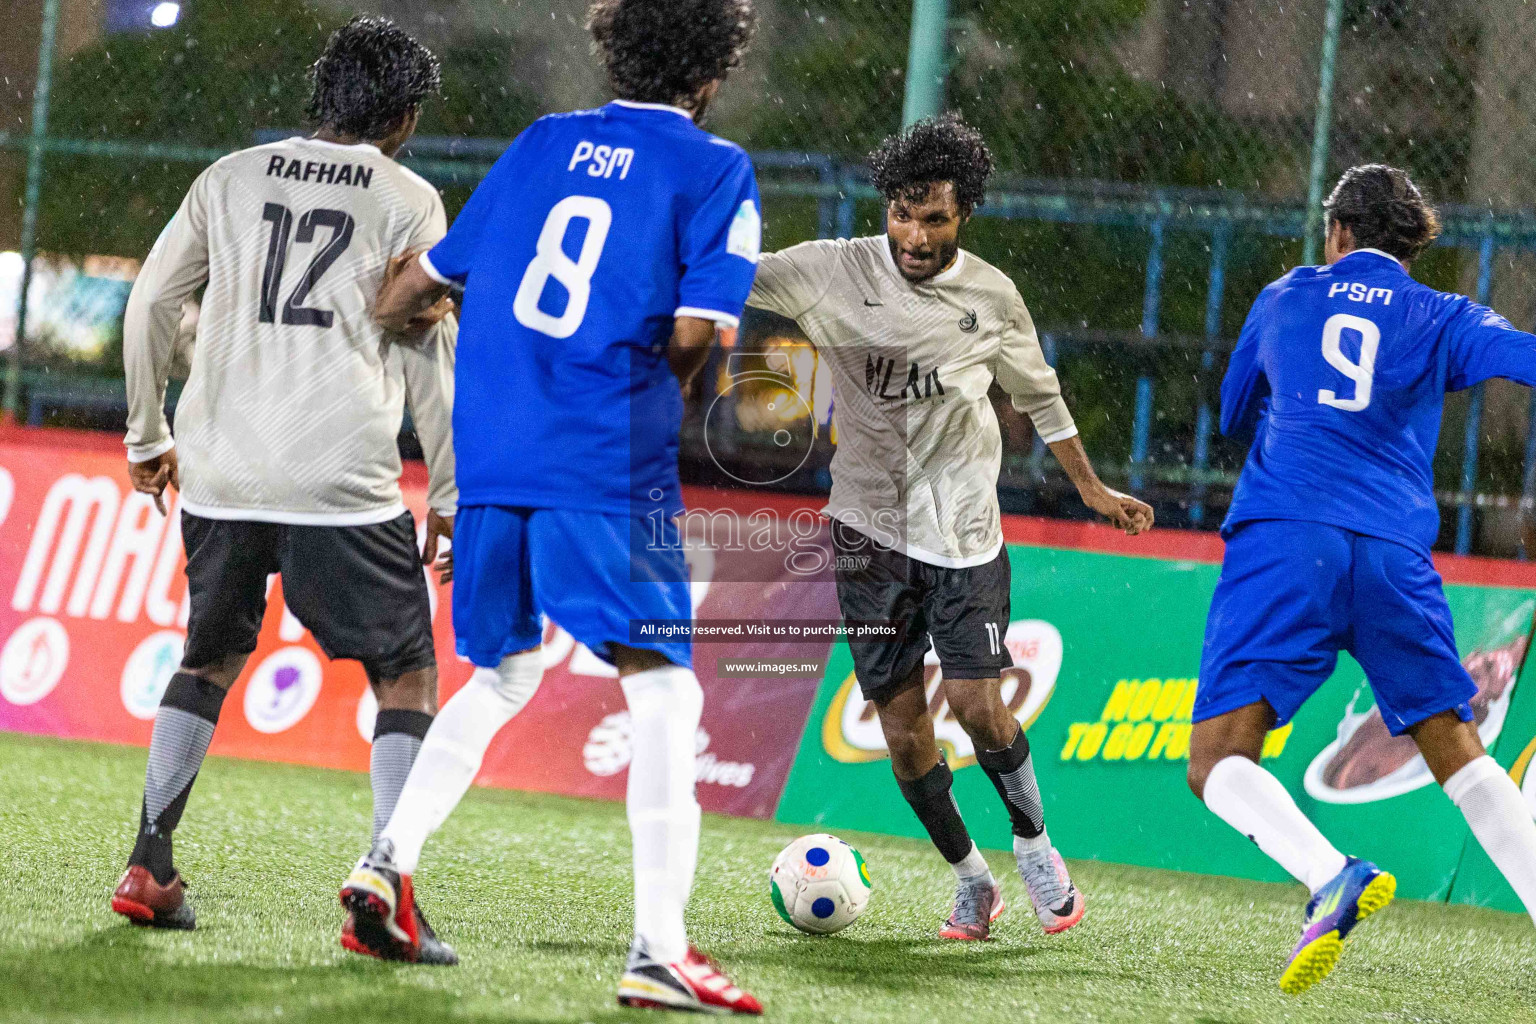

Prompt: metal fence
xmin=7 ymin=0 xmax=1536 ymax=554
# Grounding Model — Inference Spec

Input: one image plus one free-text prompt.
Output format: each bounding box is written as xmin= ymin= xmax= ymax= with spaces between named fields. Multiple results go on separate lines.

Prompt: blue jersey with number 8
xmin=1221 ymin=248 xmax=1536 ymax=553
xmin=424 ymin=101 xmax=762 ymax=516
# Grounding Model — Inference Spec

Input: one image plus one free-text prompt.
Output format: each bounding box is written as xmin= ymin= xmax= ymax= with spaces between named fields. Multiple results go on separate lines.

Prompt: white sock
xmin=1204 ymin=755 xmax=1347 ymax=893
xmin=1445 ymin=755 xmax=1536 ymax=927
xmin=952 ymin=842 xmax=993 ymax=884
xmin=621 ymin=663 xmax=703 ymax=964
xmin=1014 ymin=828 xmax=1052 ymax=860
xmin=380 ymin=649 xmax=543 ymax=874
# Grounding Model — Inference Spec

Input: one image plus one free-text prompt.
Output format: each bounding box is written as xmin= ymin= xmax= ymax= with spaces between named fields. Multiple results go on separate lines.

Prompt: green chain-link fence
xmin=8 ymin=0 xmax=1536 ymax=553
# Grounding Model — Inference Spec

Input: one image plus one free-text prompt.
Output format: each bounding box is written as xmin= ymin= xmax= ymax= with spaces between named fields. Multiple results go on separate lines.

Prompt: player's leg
xmin=613 ymin=643 xmax=704 ymax=968
xmin=337 ymin=507 xmax=544 ymax=963
xmin=1350 ymin=537 xmax=1536 ymax=926
xmin=529 ymin=509 xmax=758 ymax=1015
xmin=1191 ymin=521 xmax=1390 ymax=995
xmin=1413 ymin=713 xmax=1536 ymax=925
xmin=112 ymin=514 xmax=277 ymax=930
xmin=929 ymin=547 xmax=1081 ymax=934
xmin=870 ymin=672 xmax=1002 ymax=940
xmin=277 ymin=512 xmax=447 ymax=841
xmin=832 ymin=522 xmax=998 ymax=937
xmin=365 ymin=664 xmax=437 ymax=842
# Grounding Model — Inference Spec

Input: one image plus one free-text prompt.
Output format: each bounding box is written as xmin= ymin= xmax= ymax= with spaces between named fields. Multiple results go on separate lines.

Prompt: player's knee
xmin=179 ymin=653 xmax=246 ymax=691
xmin=945 ymin=683 xmax=1013 ymax=750
xmin=479 ymin=647 xmax=544 ymax=709
xmin=620 ymin=661 xmax=703 ymax=724
xmin=1186 ymin=746 xmax=1244 ymax=801
xmin=371 ymin=663 xmax=439 ymax=713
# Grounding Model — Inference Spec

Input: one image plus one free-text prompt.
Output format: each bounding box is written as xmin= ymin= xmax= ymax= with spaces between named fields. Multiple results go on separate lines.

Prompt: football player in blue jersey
xmin=1189 ymin=165 xmax=1536 ymax=995
xmin=336 ymin=0 xmax=764 ymax=1013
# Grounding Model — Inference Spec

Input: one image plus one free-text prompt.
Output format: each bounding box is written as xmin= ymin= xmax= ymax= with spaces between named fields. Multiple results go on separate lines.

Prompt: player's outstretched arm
xmin=1049 ymin=435 xmax=1154 ymax=535
xmin=376 ymin=251 xmax=452 ymax=334
xmin=1445 ymin=295 xmax=1536 ymax=391
xmin=744 ymin=243 xmax=839 ymax=325
xmin=991 ymin=288 xmax=1150 ymax=533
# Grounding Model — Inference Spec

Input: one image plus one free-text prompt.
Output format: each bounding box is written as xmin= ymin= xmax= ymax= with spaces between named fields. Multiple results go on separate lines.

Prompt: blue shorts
xmin=452 ymin=505 xmax=692 ymax=669
xmin=1196 ymin=520 xmax=1476 ymax=736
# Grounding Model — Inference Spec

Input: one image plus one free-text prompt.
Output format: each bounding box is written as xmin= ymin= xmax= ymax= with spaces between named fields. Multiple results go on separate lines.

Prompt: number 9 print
xmin=1317 ymin=312 xmax=1380 ymax=412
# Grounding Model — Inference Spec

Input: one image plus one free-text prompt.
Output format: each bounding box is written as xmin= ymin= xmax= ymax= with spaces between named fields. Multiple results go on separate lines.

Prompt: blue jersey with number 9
xmin=1221 ymin=248 xmax=1536 ymax=553
xmin=424 ymin=101 xmax=762 ymax=517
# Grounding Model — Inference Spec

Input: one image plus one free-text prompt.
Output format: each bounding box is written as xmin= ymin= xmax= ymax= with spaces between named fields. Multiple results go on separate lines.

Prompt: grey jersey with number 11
xmin=748 ymin=235 xmax=1075 ymax=567
xmin=123 ymin=136 xmax=457 ymax=525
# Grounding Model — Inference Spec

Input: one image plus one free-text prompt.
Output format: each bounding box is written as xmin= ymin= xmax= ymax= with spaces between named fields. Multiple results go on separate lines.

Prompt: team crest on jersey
xmin=727 ymin=199 xmax=762 ymax=263
xmin=959 ymin=309 xmax=979 ymax=334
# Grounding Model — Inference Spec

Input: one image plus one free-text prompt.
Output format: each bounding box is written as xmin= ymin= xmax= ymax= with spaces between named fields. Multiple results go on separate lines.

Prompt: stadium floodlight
xmin=149 ymin=2 xmax=180 ymax=28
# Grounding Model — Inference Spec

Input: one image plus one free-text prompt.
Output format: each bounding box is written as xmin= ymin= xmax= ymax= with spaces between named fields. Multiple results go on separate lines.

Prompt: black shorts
xmin=831 ymin=520 xmax=1013 ymax=703
xmin=181 ymin=510 xmax=436 ymax=680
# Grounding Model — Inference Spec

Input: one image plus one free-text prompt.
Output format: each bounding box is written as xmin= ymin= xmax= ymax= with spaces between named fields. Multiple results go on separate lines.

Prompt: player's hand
xmin=384 ymin=248 xmax=422 ymax=294
xmin=406 ymin=294 xmax=456 ymax=333
xmin=422 ymin=510 xmax=454 ymax=584
xmin=128 ymin=449 xmax=180 ymax=516
xmin=1083 ymin=485 xmax=1154 ymax=535
xmin=381 ymin=249 xmax=451 ymax=337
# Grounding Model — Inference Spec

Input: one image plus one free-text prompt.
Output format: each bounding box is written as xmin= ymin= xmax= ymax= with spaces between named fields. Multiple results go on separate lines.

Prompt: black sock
xmin=129 ymin=672 xmax=227 ymax=884
xmin=975 ymin=726 xmax=1045 ymax=839
xmin=895 ymin=759 xmax=975 ymax=865
xmin=370 ymin=709 xmax=434 ymax=840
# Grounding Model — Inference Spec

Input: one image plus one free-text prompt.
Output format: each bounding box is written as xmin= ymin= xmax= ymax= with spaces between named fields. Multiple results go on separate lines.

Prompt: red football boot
xmin=112 ymin=865 xmax=196 ymax=930
xmin=617 ymin=938 xmax=763 ymax=1015
xmin=339 ymin=841 xmax=457 ymax=965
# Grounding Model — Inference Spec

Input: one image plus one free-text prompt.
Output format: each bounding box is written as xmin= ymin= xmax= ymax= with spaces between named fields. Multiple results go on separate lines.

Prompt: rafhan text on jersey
xmin=264 ymin=155 xmax=374 ymax=189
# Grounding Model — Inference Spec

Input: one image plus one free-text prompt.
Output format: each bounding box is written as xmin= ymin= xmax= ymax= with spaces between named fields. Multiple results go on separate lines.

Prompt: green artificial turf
xmin=2 ymin=731 xmax=1535 ymax=1023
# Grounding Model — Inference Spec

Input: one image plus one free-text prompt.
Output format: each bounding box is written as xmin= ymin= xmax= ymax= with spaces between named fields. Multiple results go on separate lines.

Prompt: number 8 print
xmin=1317 ymin=312 xmax=1380 ymax=412
xmin=513 ymin=195 xmax=613 ymax=339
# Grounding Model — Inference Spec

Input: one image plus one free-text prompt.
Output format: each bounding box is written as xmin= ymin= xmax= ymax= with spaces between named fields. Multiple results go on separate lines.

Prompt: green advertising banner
xmin=775 ymin=543 xmax=1536 ymax=909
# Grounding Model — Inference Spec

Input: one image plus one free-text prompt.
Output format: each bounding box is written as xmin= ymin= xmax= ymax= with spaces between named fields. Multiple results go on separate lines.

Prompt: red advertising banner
xmin=0 ymin=428 xmax=839 ymax=819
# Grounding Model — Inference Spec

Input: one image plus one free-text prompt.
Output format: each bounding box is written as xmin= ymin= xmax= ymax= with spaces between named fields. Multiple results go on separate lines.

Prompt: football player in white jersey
xmin=748 ymin=115 xmax=1153 ymax=941
xmin=111 ymin=17 xmax=457 ymax=963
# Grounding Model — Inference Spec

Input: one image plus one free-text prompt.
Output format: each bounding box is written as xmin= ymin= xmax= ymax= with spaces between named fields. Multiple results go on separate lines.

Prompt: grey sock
xmin=144 ymin=707 xmax=217 ymax=822
xmin=370 ymin=709 xmax=433 ymax=840
xmin=130 ymin=672 xmax=226 ymax=884
xmin=976 ymin=728 xmax=1046 ymax=839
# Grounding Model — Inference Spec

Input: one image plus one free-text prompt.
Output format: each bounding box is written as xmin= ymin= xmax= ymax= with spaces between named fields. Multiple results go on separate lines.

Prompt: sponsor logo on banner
xmin=11 ymin=473 xmax=187 ymax=626
xmin=1059 ymin=675 xmax=1292 ymax=765
xmin=243 ymin=646 xmax=322 ymax=734
xmin=0 ymin=616 xmax=69 ymax=705
xmin=582 ymin=711 xmax=757 ymax=788
xmin=120 ymin=630 xmax=184 ymax=720
xmin=821 ymin=619 xmax=1062 ymax=767
xmin=1303 ymin=631 xmax=1530 ymax=805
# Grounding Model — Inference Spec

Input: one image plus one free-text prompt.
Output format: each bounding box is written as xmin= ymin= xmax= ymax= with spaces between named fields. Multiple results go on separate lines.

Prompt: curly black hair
xmin=307 ymin=16 xmax=441 ymax=141
xmin=869 ymin=114 xmax=994 ymax=215
xmin=586 ymin=0 xmax=757 ymax=109
xmin=1324 ymin=164 xmax=1441 ymax=262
